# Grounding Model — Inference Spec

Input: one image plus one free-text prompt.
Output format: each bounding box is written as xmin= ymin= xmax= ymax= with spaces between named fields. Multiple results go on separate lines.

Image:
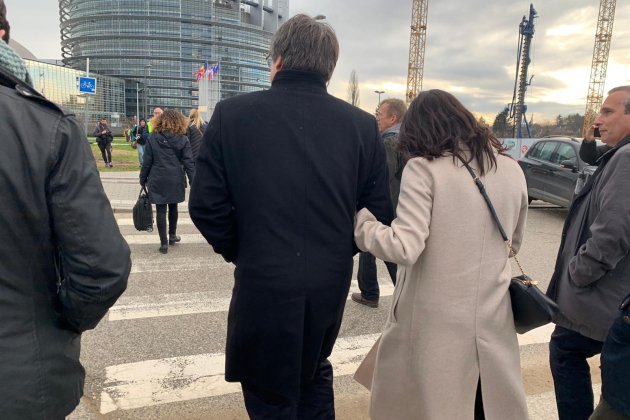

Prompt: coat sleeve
xmin=509 ymin=171 xmax=529 ymax=256
xmin=139 ymin=140 xmax=153 ymax=186
xmin=48 ymin=115 xmax=131 ymax=333
xmin=569 ymin=151 xmax=630 ymax=287
xmin=355 ymin=158 xmax=432 ymax=266
xmin=181 ymin=136 xmax=196 ymax=184
xmin=188 ymin=104 xmax=238 ymax=262
xmin=357 ymin=122 xmax=394 ymax=225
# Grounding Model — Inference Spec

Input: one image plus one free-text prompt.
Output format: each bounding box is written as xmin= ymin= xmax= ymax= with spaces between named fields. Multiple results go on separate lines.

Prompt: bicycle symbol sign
xmin=79 ymin=77 xmax=97 ymax=94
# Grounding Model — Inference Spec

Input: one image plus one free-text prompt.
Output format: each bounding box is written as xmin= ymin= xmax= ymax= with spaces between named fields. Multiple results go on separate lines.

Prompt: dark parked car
xmin=517 ymin=136 xmax=596 ymax=207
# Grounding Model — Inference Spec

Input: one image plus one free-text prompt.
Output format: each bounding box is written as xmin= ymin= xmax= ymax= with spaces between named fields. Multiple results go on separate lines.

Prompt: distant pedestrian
xmin=140 ymin=109 xmax=195 ymax=254
xmin=132 ymin=118 xmax=149 ymax=166
xmin=589 ymin=294 xmax=630 ymax=420
xmin=354 ymin=89 xmax=529 ymax=419
xmin=186 ymin=108 xmax=207 ymax=161
xmin=0 ymin=1 xmax=131 ymax=417
xmin=148 ymin=107 xmax=163 ymax=133
xmin=94 ymin=117 xmax=114 ymax=167
xmin=547 ymin=86 xmax=630 ymax=420
xmin=189 ymin=14 xmax=392 ymax=418
xmin=352 ymin=98 xmax=407 ymax=308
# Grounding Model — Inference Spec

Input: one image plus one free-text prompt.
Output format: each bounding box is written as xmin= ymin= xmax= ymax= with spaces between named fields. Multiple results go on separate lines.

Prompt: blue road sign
xmin=79 ymin=77 xmax=97 ymax=94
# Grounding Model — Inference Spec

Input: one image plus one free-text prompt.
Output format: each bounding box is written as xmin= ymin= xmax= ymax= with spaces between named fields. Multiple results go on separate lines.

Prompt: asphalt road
xmin=68 ymin=201 xmax=598 ymax=420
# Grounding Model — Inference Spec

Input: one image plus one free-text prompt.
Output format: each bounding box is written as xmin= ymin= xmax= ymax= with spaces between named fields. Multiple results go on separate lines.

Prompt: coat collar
xmin=574 ymin=134 xmax=630 ymax=201
xmin=270 ymin=70 xmax=327 ymax=93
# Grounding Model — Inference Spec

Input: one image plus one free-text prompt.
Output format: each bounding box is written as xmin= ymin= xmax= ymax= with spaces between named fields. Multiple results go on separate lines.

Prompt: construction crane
xmin=508 ymin=4 xmax=537 ymax=138
xmin=582 ymin=0 xmax=617 ymax=136
xmin=406 ymin=0 xmax=429 ymax=104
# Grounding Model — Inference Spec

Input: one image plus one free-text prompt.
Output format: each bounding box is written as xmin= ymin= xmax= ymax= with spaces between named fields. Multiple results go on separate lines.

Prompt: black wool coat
xmin=186 ymin=122 xmax=207 ymax=161
xmin=189 ymin=70 xmax=393 ymax=400
xmin=0 ymin=67 xmax=130 ymax=418
xmin=140 ymin=132 xmax=195 ymax=204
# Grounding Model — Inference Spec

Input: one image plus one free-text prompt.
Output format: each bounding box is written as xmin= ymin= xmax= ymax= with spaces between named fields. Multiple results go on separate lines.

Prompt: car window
xmin=534 ymin=142 xmax=557 ymax=162
xmin=528 ymin=142 xmax=544 ymax=159
xmin=552 ymin=143 xmax=577 ymax=165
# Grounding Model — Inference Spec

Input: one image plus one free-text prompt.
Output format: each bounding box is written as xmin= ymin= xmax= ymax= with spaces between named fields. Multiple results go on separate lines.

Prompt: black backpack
xmin=133 ymin=186 xmax=153 ymax=231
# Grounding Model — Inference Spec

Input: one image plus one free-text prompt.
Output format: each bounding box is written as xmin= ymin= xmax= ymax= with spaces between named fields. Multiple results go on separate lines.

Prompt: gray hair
xmin=380 ymin=99 xmax=407 ymax=121
xmin=270 ymin=14 xmax=339 ymax=82
xmin=608 ymin=86 xmax=630 ymax=114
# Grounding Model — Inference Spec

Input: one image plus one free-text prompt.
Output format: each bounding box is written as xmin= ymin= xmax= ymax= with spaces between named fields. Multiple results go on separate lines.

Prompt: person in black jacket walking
xmin=94 ymin=117 xmax=114 ymax=167
xmin=132 ymin=118 xmax=149 ymax=166
xmin=140 ymin=109 xmax=195 ymax=254
xmin=186 ymin=108 xmax=207 ymax=161
xmin=0 ymin=4 xmax=131 ymax=417
xmin=189 ymin=14 xmax=392 ymax=418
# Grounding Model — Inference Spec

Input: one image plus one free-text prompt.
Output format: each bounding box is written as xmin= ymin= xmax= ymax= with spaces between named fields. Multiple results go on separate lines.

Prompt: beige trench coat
xmin=355 ymin=154 xmax=529 ymax=420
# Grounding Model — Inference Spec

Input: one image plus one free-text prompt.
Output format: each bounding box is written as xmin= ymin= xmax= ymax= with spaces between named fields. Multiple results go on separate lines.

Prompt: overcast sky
xmin=6 ymin=0 xmax=630 ymax=122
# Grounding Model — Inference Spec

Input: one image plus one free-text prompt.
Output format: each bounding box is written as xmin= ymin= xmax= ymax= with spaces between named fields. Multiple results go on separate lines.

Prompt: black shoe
xmin=351 ymin=292 xmax=378 ymax=308
xmin=109 ymin=162 xmax=113 ymax=167
xmin=159 ymin=244 xmax=168 ymax=254
xmin=168 ymin=235 xmax=181 ymax=245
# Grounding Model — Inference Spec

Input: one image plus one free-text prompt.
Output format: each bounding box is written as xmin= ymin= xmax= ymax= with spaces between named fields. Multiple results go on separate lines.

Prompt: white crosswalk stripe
xmin=108 ymin=280 xmax=395 ymax=321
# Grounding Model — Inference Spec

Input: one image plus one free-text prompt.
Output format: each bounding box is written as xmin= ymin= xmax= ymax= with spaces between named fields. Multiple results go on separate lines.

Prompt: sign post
xmin=79 ymin=58 xmax=97 ymax=137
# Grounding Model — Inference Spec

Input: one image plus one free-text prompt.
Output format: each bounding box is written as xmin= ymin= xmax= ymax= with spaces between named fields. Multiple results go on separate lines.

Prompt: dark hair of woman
xmin=152 ymin=109 xmax=187 ymax=135
xmin=398 ymin=89 xmax=507 ymax=176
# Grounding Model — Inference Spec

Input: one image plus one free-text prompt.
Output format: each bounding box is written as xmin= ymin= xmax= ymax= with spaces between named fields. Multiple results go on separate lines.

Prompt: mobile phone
xmin=593 ymin=127 xmax=601 ymax=138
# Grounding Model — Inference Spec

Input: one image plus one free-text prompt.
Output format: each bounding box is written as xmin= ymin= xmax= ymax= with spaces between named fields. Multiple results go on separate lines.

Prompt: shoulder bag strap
xmin=457 ymin=156 xmax=526 ymax=277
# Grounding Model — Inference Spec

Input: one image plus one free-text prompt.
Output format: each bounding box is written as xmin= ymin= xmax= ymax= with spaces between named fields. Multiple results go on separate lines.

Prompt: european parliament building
xmin=58 ymin=0 xmax=288 ymax=118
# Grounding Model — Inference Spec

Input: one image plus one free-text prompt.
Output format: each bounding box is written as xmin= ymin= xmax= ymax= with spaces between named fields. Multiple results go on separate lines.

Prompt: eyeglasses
xmin=265 ymin=53 xmax=273 ymax=67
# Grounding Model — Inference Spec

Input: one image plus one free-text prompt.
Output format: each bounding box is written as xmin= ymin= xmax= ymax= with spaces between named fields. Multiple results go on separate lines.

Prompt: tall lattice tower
xmin=583 ymin=0 xmax=617 ymax=136
xmin=406 ymin=0 xmax=429 ymax=104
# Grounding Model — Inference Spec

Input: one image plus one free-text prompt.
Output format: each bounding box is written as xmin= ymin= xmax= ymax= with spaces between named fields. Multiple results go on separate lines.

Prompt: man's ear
xmin=0 ymin=29 xmax=6 ymax=43
xmin=273 ymin=56 xmax=283 ymax=71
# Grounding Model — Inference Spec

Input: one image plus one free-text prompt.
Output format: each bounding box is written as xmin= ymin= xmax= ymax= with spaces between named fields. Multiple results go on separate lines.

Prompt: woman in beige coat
xmin=355 ymin=90 xmax=529 ymax=419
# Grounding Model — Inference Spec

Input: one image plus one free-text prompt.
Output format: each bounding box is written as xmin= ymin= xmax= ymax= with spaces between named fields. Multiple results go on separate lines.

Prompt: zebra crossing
xmin=72 ymin=213 xmax=567 ymax=419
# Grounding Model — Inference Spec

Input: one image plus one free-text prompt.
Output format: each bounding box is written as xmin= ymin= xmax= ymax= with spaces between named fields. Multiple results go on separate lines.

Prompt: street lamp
xmin=374 ymin=90 xmax=385 ymax=105
xmin=143 ymin=64 xmax=152 ymax=119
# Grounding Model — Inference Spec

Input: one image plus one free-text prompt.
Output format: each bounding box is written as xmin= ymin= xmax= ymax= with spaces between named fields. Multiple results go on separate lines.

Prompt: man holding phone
xmin=580 ymin=125 xmax=612 ymax=166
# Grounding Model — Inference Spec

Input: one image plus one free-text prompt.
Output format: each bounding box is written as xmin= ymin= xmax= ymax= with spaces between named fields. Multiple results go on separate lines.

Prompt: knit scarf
xmin=0 ymin=40 xmax=32 ymax=85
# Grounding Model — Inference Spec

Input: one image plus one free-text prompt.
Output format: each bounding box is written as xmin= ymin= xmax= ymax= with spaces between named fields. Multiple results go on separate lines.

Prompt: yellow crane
xmin=406 ymin=0 xmax=429 ymax=104
xmin=582 ymin=0 xmax=617 ymax=136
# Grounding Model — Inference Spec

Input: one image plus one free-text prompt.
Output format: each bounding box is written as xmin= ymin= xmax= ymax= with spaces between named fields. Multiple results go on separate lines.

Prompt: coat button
xmin=296 ymin=252 xmax=301 ymax=257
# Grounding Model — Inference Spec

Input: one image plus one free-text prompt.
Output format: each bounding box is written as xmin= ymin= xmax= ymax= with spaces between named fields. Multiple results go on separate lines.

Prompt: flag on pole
xmin=193 ymin=63 xmax=205 ymax=82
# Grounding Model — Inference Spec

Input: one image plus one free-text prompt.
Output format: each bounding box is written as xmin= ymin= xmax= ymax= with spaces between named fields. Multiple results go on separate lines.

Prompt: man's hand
xmin=101 ymin=130 xmax=107 ymax=135
xmin=584 ymin=125 xmax=597 ymax=142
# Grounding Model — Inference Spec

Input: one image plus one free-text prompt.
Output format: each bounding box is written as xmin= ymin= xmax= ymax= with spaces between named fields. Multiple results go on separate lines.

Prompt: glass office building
xmin=23 ymin=59 xmax=127 ymax=131
xmin=59 ymin=0 xmax=288 ymax=118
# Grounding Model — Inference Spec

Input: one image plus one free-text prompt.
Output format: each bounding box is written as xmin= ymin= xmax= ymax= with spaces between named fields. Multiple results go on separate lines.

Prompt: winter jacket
xmin=186 ymin=121 xmax=207 ymax=161
xmin=139 ymin=132 xmax=195 ymax=204
xmin=93 ymin=123 xmax=113 ymax=144
xmin=547 ymin=136 xmax=630 ymax=341
xmin=0 ymin=66 xmax=130 ymax=419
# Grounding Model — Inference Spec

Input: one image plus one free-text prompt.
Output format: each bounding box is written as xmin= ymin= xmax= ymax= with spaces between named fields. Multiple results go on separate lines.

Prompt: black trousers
xmin=97 ymin=142 xmax=112 ymax=164
xmin=155 ymin=203 xmax=178 ymax=245
xmin=241 ymin=359 xmax=335 ymax=420
xmin=550 ymin=325 xmax=604 ymax=420
xmin=357 ymin=252 xmax=396 ymax=301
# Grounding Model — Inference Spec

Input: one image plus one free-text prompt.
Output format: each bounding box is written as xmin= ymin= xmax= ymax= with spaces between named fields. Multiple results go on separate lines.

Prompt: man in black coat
xmin=189 ymin=14 xmax=393 ymax=418
xmin=0 ymin=4 xmax=131 ymax=417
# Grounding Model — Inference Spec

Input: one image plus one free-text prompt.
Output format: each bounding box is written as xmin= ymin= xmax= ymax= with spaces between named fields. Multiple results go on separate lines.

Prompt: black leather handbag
xmin=133 ymin=186 xmax=154 ymax=232
xmin=460 ymin=158 xmax=559 ymax=334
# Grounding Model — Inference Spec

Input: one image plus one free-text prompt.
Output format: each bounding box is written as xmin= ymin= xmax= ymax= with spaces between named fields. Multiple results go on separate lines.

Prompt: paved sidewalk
xmin=100 ymin=171 xmax=189 ymax=213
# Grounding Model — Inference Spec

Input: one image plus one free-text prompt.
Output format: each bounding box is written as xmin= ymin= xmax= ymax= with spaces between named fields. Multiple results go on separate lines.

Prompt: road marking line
xmin=117 ymin=218 xmax=194 ymax=227
xmin=99 ymin=333 xmax=380 ymax=414
xmin=108 ymin=280 xmax=395 ymax=321
xmin=125 ymin=234 xmax=207 ymax=245
xmin=517 ymin=323 xmax=555 ymax=346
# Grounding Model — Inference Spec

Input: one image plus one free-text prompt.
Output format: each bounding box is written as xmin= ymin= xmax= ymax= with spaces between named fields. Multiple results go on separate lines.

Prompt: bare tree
xmin=347 ymin=70 xmax=360 ymax=107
